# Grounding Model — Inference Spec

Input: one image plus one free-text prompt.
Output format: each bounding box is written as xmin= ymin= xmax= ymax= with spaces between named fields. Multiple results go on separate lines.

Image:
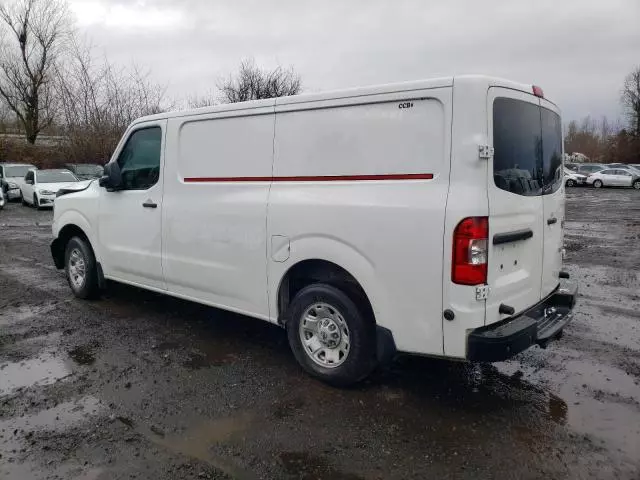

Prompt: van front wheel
xmin=64 ymin=236 xmax=100 ymax=299
xmin=286 ymin=283 xmax=377 ymax=386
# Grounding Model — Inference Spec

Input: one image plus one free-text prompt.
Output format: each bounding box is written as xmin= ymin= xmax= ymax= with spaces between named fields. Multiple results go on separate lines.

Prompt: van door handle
xmin=547 ymin=217 xmax=557 ymax=225
xmin=142 ymin=200 xmax=157 ymax=209
xmin=493 ymin=229 xmax=533 ymax=245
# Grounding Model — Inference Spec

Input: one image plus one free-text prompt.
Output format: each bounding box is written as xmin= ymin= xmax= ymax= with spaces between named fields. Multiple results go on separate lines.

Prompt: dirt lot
xmin=1 ymin=188 xmax=639 ymax=479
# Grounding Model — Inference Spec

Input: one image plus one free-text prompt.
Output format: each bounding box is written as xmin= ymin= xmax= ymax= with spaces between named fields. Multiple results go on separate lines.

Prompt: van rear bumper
xmin=466 ymin=283 xmax=578 ymax=362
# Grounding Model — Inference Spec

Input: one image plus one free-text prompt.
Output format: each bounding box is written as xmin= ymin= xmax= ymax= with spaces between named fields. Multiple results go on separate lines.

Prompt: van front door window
xmin=117 ymin=127 xmax=162 ymax=190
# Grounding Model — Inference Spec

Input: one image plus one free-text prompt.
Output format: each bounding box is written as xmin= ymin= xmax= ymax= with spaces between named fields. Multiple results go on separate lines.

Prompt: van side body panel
xmin=161 ymin=103 xmax=275 ymax=317
xmin=268 ymin=87 xmax=453 ymax=355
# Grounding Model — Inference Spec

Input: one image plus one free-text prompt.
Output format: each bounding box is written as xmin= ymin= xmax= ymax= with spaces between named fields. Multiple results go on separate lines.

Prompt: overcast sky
xmin=68 ymin=0 xmax=640 ymax=122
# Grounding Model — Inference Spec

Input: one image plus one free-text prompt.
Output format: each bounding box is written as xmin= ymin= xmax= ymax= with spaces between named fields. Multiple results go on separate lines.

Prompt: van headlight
xmin=39 ymin=189 xmax=55 ymax=195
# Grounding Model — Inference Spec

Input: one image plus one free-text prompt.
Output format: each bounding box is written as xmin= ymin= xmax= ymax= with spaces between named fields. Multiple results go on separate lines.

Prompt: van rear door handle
xmin=493 ymin=229 xmax=533 ymax=245
xmin=547 ymin=217 xmax=557 ymax=225
xmin=142 ymin=200 xmax=157 ymax=209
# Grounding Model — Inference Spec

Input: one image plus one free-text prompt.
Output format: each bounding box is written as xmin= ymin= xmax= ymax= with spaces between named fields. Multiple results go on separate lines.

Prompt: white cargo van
xmin=51 ymin=76 xmax=577 ymax=385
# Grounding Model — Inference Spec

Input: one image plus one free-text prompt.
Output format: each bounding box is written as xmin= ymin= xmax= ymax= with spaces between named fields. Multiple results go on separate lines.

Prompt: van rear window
xmin=493 ymin=98 xmax=542 ymax=196
xmin=493 ymin=98 xmax=563 ymax=196
xmin=541 ymin=107 xmax=563 ymax=194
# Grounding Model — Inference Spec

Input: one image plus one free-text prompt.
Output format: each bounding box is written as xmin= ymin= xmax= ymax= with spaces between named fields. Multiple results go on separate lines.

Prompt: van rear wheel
xmin=64 ymin=236 xmax=100 ymax=299
xmin=286 ymin=283 xmax=376 ymax=386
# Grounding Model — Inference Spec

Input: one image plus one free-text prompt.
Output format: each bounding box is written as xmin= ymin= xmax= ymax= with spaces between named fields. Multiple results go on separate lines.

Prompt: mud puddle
xmin=0 ymin=396 xmax=103 ymax=479
xmin=137 ymin=413 xmax=256 ymax=479
xmin=0 ymin=353 xmax=71 ymax=396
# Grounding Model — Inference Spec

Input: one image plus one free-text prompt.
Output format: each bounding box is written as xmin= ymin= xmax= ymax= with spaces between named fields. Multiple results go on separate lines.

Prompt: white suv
xmin=51 ymin=75 xmax=577 ymax=385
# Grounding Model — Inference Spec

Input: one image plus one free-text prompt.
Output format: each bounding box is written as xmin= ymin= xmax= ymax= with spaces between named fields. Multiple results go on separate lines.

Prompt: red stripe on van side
xmin=183 ymin=173 xmax=434 ymax=183
xmin=184 ymin=176 xmax=273 ymax=182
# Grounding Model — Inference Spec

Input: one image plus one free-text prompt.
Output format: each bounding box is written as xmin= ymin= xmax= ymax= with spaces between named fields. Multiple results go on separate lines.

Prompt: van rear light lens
xmin=452 ymin=217 xmax=488 ymax=285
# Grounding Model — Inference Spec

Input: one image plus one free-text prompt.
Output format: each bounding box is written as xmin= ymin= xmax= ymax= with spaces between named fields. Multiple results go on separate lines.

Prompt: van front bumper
xmin=466 ymin=283 xmax=578 ymax=362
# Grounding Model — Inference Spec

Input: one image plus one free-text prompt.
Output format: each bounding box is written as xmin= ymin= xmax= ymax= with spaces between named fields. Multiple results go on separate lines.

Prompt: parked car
xmin=21 ymin=169 xmax=82 ymax=209
xmin=564 ymin=168 xmax=587 ymax=187
xmin=50 ymin=75 xmax=577 ymax=385
xmin=607 ymin=163 xmax=635 ymax=169
xmin=617 ymin=165 xmax=640 ymax=175
xmin=586 ymin=168 xmax=640 ymax=189
xmin=65 ymin=163 xmax=105 ymax=180
xmin=575 ymin=164 xmax=605 ymax=175
xmin=0 ymin=163 xmax=37 ymax=201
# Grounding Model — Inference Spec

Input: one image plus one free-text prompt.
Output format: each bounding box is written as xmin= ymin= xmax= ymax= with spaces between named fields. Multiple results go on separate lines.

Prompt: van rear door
xmin=486 ymin=89 xmax=544 ymax=324
xmin=540 ymin=100 xmax=564 ymax=298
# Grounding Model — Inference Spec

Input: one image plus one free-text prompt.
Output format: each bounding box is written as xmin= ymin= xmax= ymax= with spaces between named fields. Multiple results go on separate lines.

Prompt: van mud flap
xmin=466 ymin=283 xmax=577 ymax=362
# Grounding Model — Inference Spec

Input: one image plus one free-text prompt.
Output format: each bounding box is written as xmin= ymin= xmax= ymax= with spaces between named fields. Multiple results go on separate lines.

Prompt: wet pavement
xmin=1 ymin=189 xmax=639 ymax=479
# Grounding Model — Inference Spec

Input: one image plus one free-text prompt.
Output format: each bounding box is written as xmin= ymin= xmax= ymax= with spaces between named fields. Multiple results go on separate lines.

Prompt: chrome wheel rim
xmin=634 ymin=182 xmax=640 ymax=190
xmin=68 ymin=248 xmax=86 ymax=290
xmin=299 ymin=302 xmax=350 ymax=368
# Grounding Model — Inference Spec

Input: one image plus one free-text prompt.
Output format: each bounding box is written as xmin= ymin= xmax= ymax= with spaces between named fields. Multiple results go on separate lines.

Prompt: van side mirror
xmin=99 ymin=162 xmax=122 ymax=191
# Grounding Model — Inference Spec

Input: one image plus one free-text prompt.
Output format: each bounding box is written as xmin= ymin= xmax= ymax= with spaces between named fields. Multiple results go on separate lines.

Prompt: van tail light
xmin=452 ymin=217 xmax=488 ymax=285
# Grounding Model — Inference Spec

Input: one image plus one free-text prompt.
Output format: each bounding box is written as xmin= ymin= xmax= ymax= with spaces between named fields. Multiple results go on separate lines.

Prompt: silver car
xmin=564 ymin=168 xmax=587 ymax=187
xmin=0 ymin=163 xmax=37 ymax=201
xmin=586 ymin=168 xmax=640 ymax=189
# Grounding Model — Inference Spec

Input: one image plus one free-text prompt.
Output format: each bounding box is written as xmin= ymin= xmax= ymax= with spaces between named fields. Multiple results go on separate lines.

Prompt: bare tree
xmin=55 ymin=40 xmax=168 ymax=163
xmin=218 ymin=59 xmax=301 ymax=103
xmin=622 ymin=66 xmax=640 ymax=138
xmin=0 ymin=0 xmax=70 ymax=144
xmin=0 ymin=101 xmax=10 ymax=131
xmin=187 ymin=90 xmax=217 ymax=108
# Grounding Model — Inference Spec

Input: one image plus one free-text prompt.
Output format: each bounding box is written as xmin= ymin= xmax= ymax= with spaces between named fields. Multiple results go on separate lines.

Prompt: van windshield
xmin=493 ymin=98 xmax=562 ymax=196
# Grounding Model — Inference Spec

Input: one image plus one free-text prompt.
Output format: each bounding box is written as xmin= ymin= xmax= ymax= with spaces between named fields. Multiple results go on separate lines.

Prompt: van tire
xmin=64 ymin=236 xmax=100 ymax=300
xmin=593 ymin=180 xmax=603 ymax=188
xmin=286 ymin=283 xmax=377 ymax=386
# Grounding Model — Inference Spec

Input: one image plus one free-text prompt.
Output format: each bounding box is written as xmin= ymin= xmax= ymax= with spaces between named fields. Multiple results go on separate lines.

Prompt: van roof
xmin=133 ymin=75 xmax=544 ymax=125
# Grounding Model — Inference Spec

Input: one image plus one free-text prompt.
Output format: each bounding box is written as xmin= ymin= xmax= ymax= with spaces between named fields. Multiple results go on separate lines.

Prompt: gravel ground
xmin=0 ymin=188 xmax=639 ymax=479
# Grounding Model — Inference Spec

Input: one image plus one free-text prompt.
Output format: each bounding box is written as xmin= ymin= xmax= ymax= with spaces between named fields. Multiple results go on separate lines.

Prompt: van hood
xmin=55 ymin=179 xmax=95 ymax=197
xmin=37 ymin=180 xmax=91 ymax=193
